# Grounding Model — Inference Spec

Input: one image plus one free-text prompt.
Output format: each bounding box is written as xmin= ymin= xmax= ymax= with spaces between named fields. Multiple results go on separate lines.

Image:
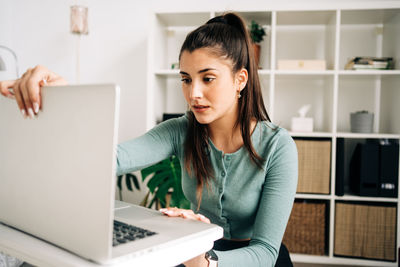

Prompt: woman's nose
xmin=190 ymin=81 xmax=203 ymax=99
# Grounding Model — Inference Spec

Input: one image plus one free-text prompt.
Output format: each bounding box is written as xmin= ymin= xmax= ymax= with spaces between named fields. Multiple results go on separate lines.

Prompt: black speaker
xmin=379 ymin=142 xmax=399 ymax=198
xmin=349 ymin=142 xmax=379 ymax=197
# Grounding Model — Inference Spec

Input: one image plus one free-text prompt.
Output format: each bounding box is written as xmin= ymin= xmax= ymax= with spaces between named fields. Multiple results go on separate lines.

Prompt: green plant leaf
xmin=125 ymin=174 xmax=132 ymax=191
xmin=146 ymin=170 xmax=171 ymax=193
xmin=140 ymin=156 xmax=189 ymax=209
xmin=249 ymin=20 xmax=266 ymax=43
xmin=141 ymin=159 xmax=170 ymax=180
xmin=117 ymin=175 xmax=123 ymax=191
xmin=127 ymin=173 xmax=140 ymax=190
xmin=155 ymin=181 xmax=172 ymax=207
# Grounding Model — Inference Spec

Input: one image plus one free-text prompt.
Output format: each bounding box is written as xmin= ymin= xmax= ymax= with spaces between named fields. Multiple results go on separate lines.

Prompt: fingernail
xmin=28 ymin=108 xmax=35 ymax=119
xmin=7 ymin=95 xmax=15 ymax=99
xmin=21 ymin=109 xmax=27 ymax=119
xmin=33 ymin=103 xmax=39 ymax=114
xmin=165 ymin=210 xmax=173 ymax=215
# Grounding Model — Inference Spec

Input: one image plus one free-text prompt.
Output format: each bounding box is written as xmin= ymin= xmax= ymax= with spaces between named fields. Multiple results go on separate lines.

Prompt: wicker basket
xmin=334 ymin=202 xmax=396 ymax=261
xmin=295 ymin=139 xmax=331 ymax=194
xmin=283 ymin=201 xmax=327 ymax=255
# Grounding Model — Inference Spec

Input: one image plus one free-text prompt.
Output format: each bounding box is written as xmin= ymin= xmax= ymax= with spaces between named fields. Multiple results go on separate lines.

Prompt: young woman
xmin=0 ymin=13 xmax=298 ymax=267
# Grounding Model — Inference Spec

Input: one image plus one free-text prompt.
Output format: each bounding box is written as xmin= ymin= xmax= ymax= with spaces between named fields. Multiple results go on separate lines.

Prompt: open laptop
xmin=0 ymin=84 xmax=222 ymax=266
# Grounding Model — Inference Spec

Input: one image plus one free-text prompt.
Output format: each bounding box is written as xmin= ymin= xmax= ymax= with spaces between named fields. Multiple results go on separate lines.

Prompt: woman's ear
xmin=236 ymin=68 xmax=248 ymax=92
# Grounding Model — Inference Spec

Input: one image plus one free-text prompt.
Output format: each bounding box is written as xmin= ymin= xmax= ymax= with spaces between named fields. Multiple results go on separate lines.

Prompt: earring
xmin=237 ymin=90 xmax=241 ymax=99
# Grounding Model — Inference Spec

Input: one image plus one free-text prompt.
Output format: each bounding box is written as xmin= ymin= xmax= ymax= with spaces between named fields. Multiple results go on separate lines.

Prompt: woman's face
xmin=179 ymin=48 xmax=247 ymax=126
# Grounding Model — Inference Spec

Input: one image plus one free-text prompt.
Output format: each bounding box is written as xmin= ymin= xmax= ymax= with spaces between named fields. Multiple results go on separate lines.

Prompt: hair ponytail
xmin=180 ymin=13 xmax=271 ymax=209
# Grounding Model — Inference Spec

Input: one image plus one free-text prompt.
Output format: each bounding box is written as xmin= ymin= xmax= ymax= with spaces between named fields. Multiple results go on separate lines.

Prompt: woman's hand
xmin=160 ymin=208 xmax=212 ymax=266
xmin=0 ymin=65 xmax=67 ymax=118
xmin=159 ymin=207 xmax=211 ymax=224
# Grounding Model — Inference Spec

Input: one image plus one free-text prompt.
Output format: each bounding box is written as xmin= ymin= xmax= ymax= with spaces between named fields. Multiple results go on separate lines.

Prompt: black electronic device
xmin=379 ymin=142 xmax=399 ymax=198
xmin=349 ymin=142 xmax=380 ymax=197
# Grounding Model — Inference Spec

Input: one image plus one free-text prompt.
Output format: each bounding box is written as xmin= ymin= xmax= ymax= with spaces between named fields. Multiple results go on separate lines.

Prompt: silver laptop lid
xmin=0 ymin=84 xmax=120 ymax=262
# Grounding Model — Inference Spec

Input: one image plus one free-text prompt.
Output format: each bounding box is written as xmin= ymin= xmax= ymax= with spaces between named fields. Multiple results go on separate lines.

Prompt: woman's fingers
xmin=0 ymin=80 xmax=16 ymax=99
xmin=159 ymin=208 xmax=210 ymax=223
xmin=12 ymin=79 xmax=27 ymax=118
xmin=0 ymin=65 xmax=67 ymax=119
xmin=20 ymin=73 xmax=36 ymax=118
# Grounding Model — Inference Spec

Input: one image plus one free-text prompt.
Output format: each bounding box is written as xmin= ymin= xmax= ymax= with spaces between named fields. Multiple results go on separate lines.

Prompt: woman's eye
xmin=181 ymin=78 xmax=191 ymax=84
xmin=204 ymin=77 xmax=215 ymax=82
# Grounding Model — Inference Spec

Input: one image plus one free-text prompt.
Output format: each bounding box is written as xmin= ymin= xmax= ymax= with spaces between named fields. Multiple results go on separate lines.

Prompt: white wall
xmin=0 ymin=0 xmax=283 ymax=142
xmin=2 ymin=0 xmax=397 ymax=142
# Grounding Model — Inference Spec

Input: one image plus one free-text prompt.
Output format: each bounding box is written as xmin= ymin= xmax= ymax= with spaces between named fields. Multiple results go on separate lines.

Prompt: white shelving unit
xmin=147 ymin=4 xmax=400 ymax=266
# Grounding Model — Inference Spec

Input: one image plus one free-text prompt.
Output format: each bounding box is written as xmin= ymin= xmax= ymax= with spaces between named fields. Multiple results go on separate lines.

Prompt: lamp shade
xmin=70 ymin=5 xmax=88 ymax=35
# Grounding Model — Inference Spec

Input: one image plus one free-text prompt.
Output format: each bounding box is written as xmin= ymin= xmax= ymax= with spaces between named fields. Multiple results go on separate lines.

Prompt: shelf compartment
xmin=152 ymin=12 xmax=211 ymax=70
xmin=335 ymin=137 xmax=399 ymax=198
xmin=151 ymin=76 xmax=187 ymax=125
xmin=274 ymin=75 xmax=334 ymax=132
xmin=259 ymin=74 xmax=271 ymax=117
xmin=380 ymin=75 xmax=400 ymax=134
xmin=339 ymin=9 xmax=400 ymax=70
xmin=334 ymin=201 xmax=397 ymax=262
xmin=337 ymin=75 xmax=400 ymax=134
xmin=294 ymin=138 xmax=332 ymax=194
xmin=283 ymin=199 xmax=329 ymax=256
xmin=275 ymin=10 xmax=337 ymax=70
xmin=214 ymin=11 xmax=272 ymax=70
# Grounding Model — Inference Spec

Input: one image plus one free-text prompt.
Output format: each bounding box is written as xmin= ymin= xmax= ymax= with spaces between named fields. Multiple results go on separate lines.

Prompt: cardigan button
xmin=221 ymin=171 xmax=226 ymax=177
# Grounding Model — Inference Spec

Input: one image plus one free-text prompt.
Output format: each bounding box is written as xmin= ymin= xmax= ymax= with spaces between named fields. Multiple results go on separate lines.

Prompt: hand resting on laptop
xmin=0 ymin=65 xmax=67 ymax=119
xmin=160 ymin=207 xmax=211 ymax=224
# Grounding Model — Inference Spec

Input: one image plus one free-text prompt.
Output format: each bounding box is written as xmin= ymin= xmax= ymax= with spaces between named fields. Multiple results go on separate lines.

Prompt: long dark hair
xmin=179 ymin=13 xmax=271 ymax=208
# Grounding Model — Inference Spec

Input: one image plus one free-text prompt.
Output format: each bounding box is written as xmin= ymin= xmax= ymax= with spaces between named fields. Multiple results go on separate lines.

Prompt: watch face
xmin=206 ymin=249 xmax=218 ymax=261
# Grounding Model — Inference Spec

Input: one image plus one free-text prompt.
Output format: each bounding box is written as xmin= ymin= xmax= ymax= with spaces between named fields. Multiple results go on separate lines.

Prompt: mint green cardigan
xmin=116 ymin=114 xmax=298 ymax=267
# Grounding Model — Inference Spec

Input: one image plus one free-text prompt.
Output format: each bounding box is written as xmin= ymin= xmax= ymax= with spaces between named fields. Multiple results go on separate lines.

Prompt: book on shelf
xmin=344 ymin=57 xmax=394 ymax=70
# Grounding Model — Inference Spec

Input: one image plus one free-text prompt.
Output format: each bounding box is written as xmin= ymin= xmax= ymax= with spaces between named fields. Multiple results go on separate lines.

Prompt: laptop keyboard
xmin=113 ymin=220 xmax=157 ymax=247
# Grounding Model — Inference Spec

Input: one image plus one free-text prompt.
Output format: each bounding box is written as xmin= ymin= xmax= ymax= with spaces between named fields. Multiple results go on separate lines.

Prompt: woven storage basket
xmin=283 ymin=201 xmax=327 ymax=255
xmin=295 ymin=139 xmax=331 ymax=194
xmin=334 ymin=202 xmax=396 ymax=261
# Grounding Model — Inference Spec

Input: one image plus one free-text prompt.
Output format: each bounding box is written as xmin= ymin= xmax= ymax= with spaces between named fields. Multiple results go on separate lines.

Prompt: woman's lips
xmin=192 ymin=105 xmax=210 ymax=112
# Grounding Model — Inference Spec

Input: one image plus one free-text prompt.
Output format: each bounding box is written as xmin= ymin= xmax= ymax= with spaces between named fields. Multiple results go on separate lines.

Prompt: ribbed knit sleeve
xmin=116 ymin=116 xmax=187 ymax=176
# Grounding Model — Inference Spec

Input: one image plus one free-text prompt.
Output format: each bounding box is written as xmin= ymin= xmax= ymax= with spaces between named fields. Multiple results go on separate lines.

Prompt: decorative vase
xmin=252 ymin=43 xmax=261 ymax=69
xmin=350 ymin=111 xmax=374 ymax=133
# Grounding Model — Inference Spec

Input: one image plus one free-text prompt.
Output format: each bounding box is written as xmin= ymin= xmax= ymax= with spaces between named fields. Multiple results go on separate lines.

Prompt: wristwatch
xmin=205 ymin=249 xmax=218 ymax=267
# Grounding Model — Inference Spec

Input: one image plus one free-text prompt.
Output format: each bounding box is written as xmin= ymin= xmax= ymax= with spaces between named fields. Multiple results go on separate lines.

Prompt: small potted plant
xmin=249 ymin=20 xmax=266 ymax=68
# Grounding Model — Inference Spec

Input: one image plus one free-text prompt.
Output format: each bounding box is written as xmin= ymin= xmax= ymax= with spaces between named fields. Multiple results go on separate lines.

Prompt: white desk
xmin=0 ymin=202 xmax=222 ymax=267
xmin=0 ymin=223 xmax=219 ymax=267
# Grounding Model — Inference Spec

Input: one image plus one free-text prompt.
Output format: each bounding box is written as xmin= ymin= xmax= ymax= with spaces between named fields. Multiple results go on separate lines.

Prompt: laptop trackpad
xmin=114 ymin=205 xmax=160 ymax=221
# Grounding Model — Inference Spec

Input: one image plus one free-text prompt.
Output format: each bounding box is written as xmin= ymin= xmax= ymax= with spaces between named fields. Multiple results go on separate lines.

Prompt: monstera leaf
xmin=141 ymin=155 xmax=190 ymax=209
